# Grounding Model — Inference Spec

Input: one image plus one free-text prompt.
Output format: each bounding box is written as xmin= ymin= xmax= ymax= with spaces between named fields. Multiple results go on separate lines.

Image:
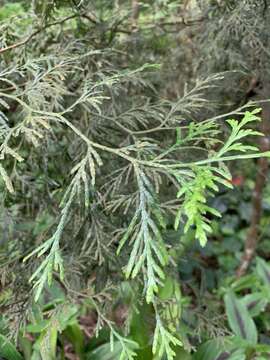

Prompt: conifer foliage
xmin=0 ymin=1 xmax=270 ymax=359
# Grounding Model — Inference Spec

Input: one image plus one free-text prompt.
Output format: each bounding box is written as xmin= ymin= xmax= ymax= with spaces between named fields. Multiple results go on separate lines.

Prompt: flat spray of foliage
xmin=0 ymin=1 xmax=270 ymax=359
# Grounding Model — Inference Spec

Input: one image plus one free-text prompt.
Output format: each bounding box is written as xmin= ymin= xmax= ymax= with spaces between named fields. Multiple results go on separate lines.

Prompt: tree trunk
xmin=131 ymin=0 xmax=140 ymax=32
xmin=237 ymin=86 xmax=270 ymax=277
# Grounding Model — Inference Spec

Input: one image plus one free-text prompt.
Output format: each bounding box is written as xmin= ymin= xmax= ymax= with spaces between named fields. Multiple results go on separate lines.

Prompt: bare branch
xmin=0 ymin=13 xmax=80 ymax=54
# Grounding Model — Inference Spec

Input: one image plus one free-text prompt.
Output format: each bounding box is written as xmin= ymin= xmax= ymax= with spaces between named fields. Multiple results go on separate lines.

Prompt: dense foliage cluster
xmin=1 ymin=1 xmax=270 ymax=359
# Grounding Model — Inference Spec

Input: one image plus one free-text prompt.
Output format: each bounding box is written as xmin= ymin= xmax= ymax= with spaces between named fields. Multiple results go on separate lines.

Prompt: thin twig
xmin=0 ymin=13 xmax=80 ymax=54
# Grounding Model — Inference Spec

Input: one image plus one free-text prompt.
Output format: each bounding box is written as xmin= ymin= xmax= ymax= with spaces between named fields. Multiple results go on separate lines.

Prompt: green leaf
xmin=241 ymin=292 xmax=267 ymax=317
xmin=226 ymin=348 xmax=246 ymax=360
xmin=64 ymin=324 xmax=84 ymax=357
xmin=0 ymin=334 xmax=23 ymax=360
xmin=224 ymin=291 xmax=258 ymax=345
xmin=256 ymin=257 xmax=270 ymax=289
xmin=18 ymin=335 xmax=32 ymax=360
xmin=86 ymin=342 xmax=123 ymax=360
xmin=158 ymin=276 xmax=175 ymax=301
xmin=254 ymin=343 xmax=270 ymax=353
xmin=39 ymin=325 xmax=58 ymax=360
xmin=26 ymin=320 xmax=49 ymax=333
xmin=193 ymin=338 xmax=230 ymax=360
xmin=230 ymin=274 xmax=258 ymax=292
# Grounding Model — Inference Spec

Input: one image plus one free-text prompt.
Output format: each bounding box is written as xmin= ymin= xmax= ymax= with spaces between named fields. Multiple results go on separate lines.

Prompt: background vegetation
xmin=1 ymin=1 xmax=270 ymax=359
